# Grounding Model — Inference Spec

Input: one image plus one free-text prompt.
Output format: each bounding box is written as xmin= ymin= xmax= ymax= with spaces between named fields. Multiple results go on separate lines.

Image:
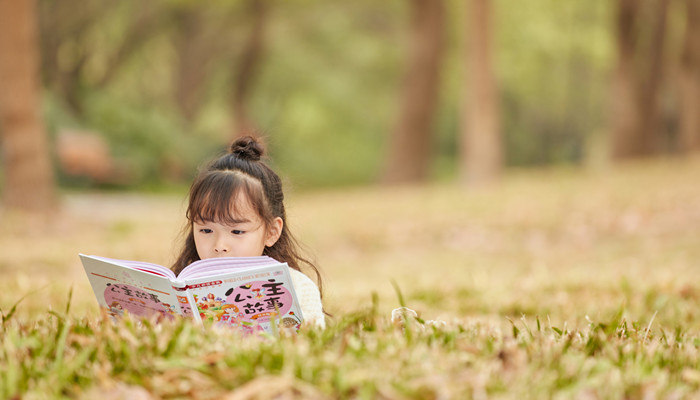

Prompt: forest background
xmin=2 ymin=0 xmax=700 ymax=397
xmin=3 ymin=0 xmax=699 ymax=197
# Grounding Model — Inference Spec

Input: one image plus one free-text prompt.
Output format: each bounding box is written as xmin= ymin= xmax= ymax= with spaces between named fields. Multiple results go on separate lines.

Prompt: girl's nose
xmin=214 ymin=238 xmax=229 ymax=254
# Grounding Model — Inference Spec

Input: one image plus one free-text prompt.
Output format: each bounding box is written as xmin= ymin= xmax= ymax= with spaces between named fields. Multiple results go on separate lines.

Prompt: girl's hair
xmin=172 ymin=136 xmax=323 ymax=296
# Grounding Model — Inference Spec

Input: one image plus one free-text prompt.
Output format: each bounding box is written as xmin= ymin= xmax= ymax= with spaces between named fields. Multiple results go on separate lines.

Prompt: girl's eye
xmin=231 ymin=230 xmax=245 ymax=235
xmin=199 ymin=228 xmax=213 ymax=234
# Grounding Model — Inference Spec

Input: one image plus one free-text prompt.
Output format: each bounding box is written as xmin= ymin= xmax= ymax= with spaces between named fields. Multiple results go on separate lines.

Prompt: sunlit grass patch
xmin=2 ymin=157 xmax=700 ymax=397
xmin=3 ymin=302 xmax=700 ymax=399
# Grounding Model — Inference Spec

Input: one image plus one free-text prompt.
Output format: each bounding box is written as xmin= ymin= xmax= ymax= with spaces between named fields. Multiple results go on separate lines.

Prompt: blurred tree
xmin=31 ymin=0 xmax=688 ymax=188
xmin=170 ymin=1 xmax=268 ymax=133
xmin=460 ymin=0 xmax=502 ymax=185
xmin=382 ymin=0 xmax=445 ymax=183
xmin=0 ymin=0 xmax=56 ymax=210
xmin=495 ymin=0 xmax=612 ymax=167
xmin=38 ymin=0 xmax=104 ymax=115
xmin=231 ymin=0 xmax=268 ymax=138
xmin=611 ymin=0 xmax=670 ymax=159
xmin=173 ymin=5 xmax=219 ymax=123
xmin=93 ymin=3 xmax=163 ymax=88
xmin=678 ymin=0 xmax=700 ymax=153
xmin=38 ymin=0 xmax=163 ymax=117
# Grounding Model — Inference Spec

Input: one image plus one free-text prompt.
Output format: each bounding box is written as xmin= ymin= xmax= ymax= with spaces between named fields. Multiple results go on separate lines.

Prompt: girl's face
xmin=193 ymin=195 xmax=282 ymax=259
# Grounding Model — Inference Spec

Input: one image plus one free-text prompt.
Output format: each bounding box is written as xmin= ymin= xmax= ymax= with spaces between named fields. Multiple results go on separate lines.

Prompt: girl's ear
xmin=265 ymin=217 xmax=283 ymax=247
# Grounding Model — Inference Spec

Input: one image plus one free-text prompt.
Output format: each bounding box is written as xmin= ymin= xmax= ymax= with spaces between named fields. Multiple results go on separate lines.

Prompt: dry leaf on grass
xmin=79 ymin=382 xmax=154 ymax=400
xmin=222 ymin=375 xmax=327 ymax=400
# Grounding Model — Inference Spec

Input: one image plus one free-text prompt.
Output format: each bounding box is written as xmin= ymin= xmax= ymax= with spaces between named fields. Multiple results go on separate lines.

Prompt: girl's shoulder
xmin=288 ymin=268 xmax=325 ymax=328
xmin=289 ymin=268 xmax=315 ymax=283
xmin=289 ymin=268 xmax=321 ymax=294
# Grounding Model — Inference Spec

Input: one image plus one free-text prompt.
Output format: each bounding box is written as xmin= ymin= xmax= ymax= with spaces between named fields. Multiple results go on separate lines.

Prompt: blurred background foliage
xmin=1 ymin=0 xmax=696 ymax=194
xmin=34 ymin=0 xmax=611 ymax=188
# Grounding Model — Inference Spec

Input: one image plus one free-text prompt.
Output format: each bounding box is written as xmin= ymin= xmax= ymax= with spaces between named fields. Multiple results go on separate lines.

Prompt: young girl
xmin=172 ymin=136 xmax=325 ymax=328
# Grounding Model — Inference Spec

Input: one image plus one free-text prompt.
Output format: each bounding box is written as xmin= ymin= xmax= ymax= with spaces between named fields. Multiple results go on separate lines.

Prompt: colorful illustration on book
xmin=108 ymin=301 xmax=124 ymax=318
xmin=280 ymin=312 xmax=302 ymax=330
xmin=177 ymin=295 xmax=193 ymax=318
xmin=162 ymin=303 xmax=177 ymax=315
xmin=103 ymin=283 xmax=174 ymax=320
xmin=194 ymin=293 xmax=226 ymax=322
xmin=194 ymin=278 xmax=295 ymax=330
xmin=216 ymin=304 xmax=245 ymax=327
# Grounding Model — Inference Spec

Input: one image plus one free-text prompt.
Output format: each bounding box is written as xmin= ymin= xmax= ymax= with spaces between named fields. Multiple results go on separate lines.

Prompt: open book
xmin=79 ymin=254 xmax=304 ymax=333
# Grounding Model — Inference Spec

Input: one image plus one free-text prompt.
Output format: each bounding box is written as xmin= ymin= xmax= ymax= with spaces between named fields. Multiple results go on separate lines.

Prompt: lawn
xmin=2 ymin=156 xmax=700 ymax=399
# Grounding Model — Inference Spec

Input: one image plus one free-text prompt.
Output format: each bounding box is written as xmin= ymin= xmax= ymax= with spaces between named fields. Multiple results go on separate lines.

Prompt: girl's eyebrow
xmin=194 ymin=217 xmax=251 ymax=224
xmin=227 ymin=217 xmax=251 ymax=224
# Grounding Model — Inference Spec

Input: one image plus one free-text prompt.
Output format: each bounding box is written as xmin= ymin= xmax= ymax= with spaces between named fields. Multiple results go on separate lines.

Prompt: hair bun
xmin=230 ymin=136 xmax=264 ymax=161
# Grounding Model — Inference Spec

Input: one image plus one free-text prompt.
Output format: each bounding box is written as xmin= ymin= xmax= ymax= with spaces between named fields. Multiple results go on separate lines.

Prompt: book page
xmin=80 ymin=254 xmax=184 ymax=320
xmin=184 ymin=263 xmax=304 ymax=334
xmin=84 ymin=255 xmax=176 ymax=279
xmin=177 ymin=256 xmax=278 ymax=280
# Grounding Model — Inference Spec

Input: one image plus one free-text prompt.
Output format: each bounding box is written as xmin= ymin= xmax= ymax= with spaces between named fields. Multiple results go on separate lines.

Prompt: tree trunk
xmin=637 ymin=0 xmax=670 ymax=154
xmin=611 ymin=0 xmax=642 ymax=158
xmin=460 ymin=0 xmax=502 ymax=185
xmin=0 ymin=0 xmax=56 ymax=211
xmin=382 ymin=0 xmax=445 ymax=184
xmin=232 ymin=0 xmax=267 ymax=138
xmin=611 ymin=0 xmax=670 ymax=159
xmin=173 ymin=6 xmax=212 ymax=123
xmin=678 ymin=0 xmax=700 ymax=153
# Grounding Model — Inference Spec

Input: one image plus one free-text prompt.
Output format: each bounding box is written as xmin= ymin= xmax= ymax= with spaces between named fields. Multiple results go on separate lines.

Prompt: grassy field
xmin=2 ymin=156 xmax=700 ymax=399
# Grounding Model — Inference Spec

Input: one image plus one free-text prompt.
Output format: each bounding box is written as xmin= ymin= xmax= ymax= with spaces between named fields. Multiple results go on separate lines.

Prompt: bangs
xmin=187 ymin=170 xmax=267 ymax=225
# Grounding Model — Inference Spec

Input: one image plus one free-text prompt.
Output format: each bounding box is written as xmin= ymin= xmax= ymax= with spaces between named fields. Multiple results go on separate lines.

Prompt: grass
xmin=3 ymin=303 xmax=700 ymax=398
xmin=2 ymin=155 xmax=700 ymax=398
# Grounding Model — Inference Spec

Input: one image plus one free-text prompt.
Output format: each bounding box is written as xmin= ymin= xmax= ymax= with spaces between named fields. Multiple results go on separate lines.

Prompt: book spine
xmin=171 ymin=282 xmax=193 ymax=321
xmin=172 ymin=282 xmax=203 ymax=325
xmin=185 ymin=290 xmax=203 ymax=325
